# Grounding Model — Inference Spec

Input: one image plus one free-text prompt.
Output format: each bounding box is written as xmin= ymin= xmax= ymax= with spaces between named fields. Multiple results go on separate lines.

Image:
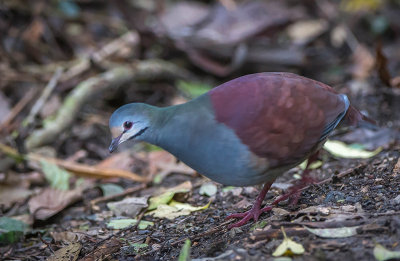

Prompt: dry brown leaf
xmin=375 ymin=42 xmax=392 ymax=87
xmin=147 ymin=150 xmax=176 ymax=176
xmin=0 ymin=185 xmax=33 ymax=209
xmin=96 ymin=151 xmax=134 ymax=170
xmin=391 ymin=76 xmax=400 ymax=88
xmin=51 ymin=231 xmax=83 ymax=243
xmin=159 ymin=1 xmax=304 ymax=76
xmin=48 ymin=242 xmax=82 ymax=261
xmin=12 ymin=214 xmax=33 ymax=226
xmin=28 ymin=182 xmax=90 ymax=220
xmin=0 ymin=144 xmax=148 ymax=183
xmin=287 ymin=19 xmax=328 ymax=45
xmin=38 ymin=155 xmax=148 ymax=183
xmin=79 ymin=237 xmax=121 ymax=261
xmin=147 ymin=150 xmax=195 ymax=180
xmin=191 ymin=1 xmax=304 ymax=46
xmin=233 ymin=198 xmax=252 ymax=209
xmin=22 ymin=18 xmax=44 ymax=44
xmin=352 ymin=44 xmax=375 ymax=80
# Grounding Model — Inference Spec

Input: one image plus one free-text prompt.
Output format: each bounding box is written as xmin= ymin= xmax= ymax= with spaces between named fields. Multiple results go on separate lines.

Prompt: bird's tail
xmin=344 ymin=105 xmax=378 ymax=130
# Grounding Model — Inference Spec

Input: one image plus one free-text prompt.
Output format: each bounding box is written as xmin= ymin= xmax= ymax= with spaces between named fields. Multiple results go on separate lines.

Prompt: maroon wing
xmin=209 ymin=72 xmax=347 ymax=167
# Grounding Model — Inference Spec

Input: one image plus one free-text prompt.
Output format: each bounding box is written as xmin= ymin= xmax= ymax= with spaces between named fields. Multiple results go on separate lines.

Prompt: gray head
xmin=108 ymin=103 xmax=156 ymax=153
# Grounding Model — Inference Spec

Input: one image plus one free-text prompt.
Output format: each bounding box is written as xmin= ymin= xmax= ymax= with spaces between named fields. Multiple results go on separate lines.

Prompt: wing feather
xmin=209 ymin=72 xmax=348 ymax=168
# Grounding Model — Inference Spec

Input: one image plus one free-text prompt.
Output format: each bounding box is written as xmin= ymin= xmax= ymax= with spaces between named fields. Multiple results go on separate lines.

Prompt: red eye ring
xmin=123 ymin=121 xmax=133 ymax=130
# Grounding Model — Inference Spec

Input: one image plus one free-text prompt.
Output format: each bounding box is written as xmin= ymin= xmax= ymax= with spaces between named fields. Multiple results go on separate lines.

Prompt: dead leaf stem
xmin=0 ymin=143 xmax=148 ymax=182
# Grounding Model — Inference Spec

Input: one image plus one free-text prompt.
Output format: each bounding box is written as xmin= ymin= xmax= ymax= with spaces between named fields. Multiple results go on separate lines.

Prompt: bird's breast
xmin=153 ymin=96 xmax=277 ymax=186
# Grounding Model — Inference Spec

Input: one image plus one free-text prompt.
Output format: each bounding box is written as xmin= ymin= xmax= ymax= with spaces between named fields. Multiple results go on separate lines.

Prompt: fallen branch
xmin=25 ymin=60 xmax=190 ymax=149
xmin=61 ymin=31 xmax=140 ymax=83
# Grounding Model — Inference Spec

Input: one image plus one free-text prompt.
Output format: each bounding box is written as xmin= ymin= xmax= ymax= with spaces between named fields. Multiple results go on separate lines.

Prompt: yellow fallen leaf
xmin=272 ymin=227 xmax=305 ymax=257
xmin=107 ymin=219 xmax=154 ymax=230
xmin=299 ymin=160 xmax=323 ymax=170
xmin=341 ymin=0 xmax=383 ymax=12
xmin=374 ymin=244 xmax=400 ymax=261
xmin=147 ymin=200 xmax=210 ymax=220
xmin=323 ymin=140 xmax=381 ymax=159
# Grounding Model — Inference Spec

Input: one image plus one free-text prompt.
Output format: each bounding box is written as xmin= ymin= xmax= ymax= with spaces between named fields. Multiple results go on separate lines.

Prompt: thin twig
xmin=39 ymin=234 xmax=55 ymax=254
xmin=25 ymin=67 xmax=63 ymax=126
xmin=0 ymin=88 xmax=36 ymax=133
xmin=312 ymin=162 xmax=367 ymax=187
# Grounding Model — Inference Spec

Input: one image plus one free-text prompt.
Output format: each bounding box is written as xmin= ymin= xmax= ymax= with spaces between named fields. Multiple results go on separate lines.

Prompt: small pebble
xmin=392 ymin=195 xmax=400 ymax=205
xmin=324 ymin=191 xmax=346 ymax=203
xmin=152 ymin=244 xmax=161 ymax=251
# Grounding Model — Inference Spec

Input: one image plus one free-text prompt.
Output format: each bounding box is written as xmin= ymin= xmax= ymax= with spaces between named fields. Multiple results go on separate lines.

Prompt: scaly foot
xmin=226 ymin=205 xmax=274 ymax=228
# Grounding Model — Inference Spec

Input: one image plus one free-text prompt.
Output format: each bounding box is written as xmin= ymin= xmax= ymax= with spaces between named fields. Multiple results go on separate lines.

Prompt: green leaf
xmin=40 ymin=160 xmax=71 ymax=190
xmin=305 ymin=226 xmax=358 ymax=238
xmin=148 ymin=191 xmax=175 ymax=211
xmin=374 ymin=244 xmax=400 ymax=261
xmin=153 ymin=174 xmax=163 ymax=184
xmin=251 ymin=220 xmax=269 ymax=231
xmin=132 ymin=243 xmax=148 ymax=252
xmin=148 ymin=181 xmax=192 ymax=210
xmin=99 ymin=184 xmax=124 ymax=197
xmin=107 ymin=219 xmax=154 ymax=230
xmin=323 ymin=140 xmax=382 ymax=159
xmin=222 ymin=186 xmax=236 ymax=192
xmin=199 ymin=182 xmax=217 ymax=197
xmin=0 ymin=217 xmax=29 ymax=244
xmin=272 ymin=227 xmax=304 ymax=257
xmin=177 ymin=80 xmax=211 ymax=98
xmin=178 ymin=239 xmax=191 ymax=261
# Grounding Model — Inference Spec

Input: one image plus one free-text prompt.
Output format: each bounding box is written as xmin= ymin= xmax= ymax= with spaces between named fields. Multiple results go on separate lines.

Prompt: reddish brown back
xmin=209 ymin=72 xmax=347 ymax=167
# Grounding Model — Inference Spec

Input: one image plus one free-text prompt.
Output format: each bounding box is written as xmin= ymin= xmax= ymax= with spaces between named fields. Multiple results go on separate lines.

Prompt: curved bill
xmin=109 ymin=134 xmax=122 ymax=153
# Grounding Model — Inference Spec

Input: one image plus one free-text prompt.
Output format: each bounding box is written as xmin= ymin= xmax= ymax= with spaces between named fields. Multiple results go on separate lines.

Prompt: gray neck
xmin=139 ymin=95 xmax=213 ymax=155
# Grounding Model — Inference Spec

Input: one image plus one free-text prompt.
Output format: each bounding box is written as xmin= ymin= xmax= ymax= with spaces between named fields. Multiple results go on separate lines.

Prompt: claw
xmin=227 ymin=205 xmax=273 ymax=229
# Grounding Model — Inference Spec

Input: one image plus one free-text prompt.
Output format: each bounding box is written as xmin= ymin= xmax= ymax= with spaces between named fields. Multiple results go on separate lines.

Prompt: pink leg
xmin=288 ymin=151 xmax=320 ymax=205
xmin=226 ymin=152 xmax=321 ymax=229
xmin=226 ymin=181 xmax=273 ymax=228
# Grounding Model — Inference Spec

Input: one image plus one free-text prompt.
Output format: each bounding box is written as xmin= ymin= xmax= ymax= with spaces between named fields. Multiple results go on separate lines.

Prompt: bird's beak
xmin=109 ymin=134 xmax=122 ymax=153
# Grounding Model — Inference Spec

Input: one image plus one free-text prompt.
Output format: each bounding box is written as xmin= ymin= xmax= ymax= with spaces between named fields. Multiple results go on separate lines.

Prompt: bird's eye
xmin=123 ymin=121 xmax=133 ymax=130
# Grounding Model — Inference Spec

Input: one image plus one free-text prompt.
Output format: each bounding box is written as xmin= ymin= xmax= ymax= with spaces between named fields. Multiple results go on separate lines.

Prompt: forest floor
xmin=1 ymin=1 xmax=400 ymax=260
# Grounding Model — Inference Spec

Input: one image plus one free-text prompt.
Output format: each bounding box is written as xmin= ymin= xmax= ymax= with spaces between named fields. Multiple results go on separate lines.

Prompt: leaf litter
xmin=0 ymin=0 xmax=400 ymax=260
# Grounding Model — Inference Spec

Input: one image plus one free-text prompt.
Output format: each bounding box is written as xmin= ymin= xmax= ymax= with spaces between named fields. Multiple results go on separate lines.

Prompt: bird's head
xmin=108 ymin=103 xmax=153 ymax=153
